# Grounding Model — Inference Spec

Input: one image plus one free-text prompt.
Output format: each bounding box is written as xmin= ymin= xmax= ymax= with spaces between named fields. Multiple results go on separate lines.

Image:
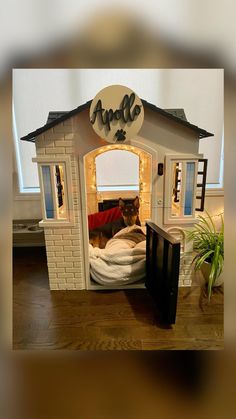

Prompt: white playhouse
xmin=21 ymin=84 xmax=213 ymax=322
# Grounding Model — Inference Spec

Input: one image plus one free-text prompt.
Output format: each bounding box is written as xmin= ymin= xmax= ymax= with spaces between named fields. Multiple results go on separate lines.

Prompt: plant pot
xmin=200 ymin=261 xmax=224 ymax=287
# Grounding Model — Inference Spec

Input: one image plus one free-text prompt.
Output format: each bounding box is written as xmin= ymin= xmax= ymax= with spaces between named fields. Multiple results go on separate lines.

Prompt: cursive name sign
xmin=90 ymin=93 xmax=142 ymax=131
xmin=89 ymin=85 xmax=144 ymax=143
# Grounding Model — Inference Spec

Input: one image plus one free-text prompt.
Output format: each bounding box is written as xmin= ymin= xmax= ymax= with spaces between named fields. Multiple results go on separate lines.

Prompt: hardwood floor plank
xmin=13 ymin=247 xmax=224 ymax=350
xmin=141 ymin=339 xmax=224 ymax=350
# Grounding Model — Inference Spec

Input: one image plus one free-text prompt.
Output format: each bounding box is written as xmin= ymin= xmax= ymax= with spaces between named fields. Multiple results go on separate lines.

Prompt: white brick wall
xmin=178 ymin=252 xmax=194 ymax=286
xmin=44 ymin=227 xmax=84 ymax=290
xmin=166 ymin=227 xmax=194 ymax=287
xmin=36 ymin=122 xmax=86 ymax=290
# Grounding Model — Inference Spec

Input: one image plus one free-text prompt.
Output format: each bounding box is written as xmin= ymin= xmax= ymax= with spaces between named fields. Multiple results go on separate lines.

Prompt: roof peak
xmin=46 ymin=107 xmax=188 ymax=124
xmin=21 ymin=98 xmax=213 ymax=142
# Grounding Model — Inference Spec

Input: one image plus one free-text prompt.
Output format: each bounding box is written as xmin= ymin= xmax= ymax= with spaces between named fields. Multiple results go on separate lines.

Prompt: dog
xmin=118 ymin=196 xmax=141 ymax=227
xmin=89 ymin=196 xmax=141 ymax=248
xmin=89 ymin=230 xmax=109 ymax=249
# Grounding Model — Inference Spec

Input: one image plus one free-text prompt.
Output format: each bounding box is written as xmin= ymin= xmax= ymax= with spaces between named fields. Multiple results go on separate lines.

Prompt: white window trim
xmin=164 ymin=154 xmax=203 ymax=225
xmin=32 ymin=156 xmax=75 ymax=227
xmin=205 ymin=188 xmax=224 ymax=197
xmin=14 ymin=191 xmax=41 ymax=201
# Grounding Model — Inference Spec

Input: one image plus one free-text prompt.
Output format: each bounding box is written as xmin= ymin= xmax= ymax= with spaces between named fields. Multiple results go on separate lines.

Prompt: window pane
xmin=171 ymin=162 xmax=182 ymax=217
xmin=184 ymin=162 xmax=195 ymax=215
xmin=42 ymin=166 xmax=54 ymax=219
xmin=54 ymin=164 xmax=67 ymax=219
xmin=95 ymin=150 xmax=139 ymax=191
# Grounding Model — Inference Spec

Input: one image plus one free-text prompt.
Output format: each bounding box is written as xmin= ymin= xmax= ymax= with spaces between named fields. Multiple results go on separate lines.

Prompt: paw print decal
xmin=115 ymin=129 xmax=126 ymax=141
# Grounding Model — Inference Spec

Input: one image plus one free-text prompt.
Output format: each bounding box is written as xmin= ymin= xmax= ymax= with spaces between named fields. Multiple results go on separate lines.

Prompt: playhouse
xmin=21 ymin=84 xmax=213 ymax=296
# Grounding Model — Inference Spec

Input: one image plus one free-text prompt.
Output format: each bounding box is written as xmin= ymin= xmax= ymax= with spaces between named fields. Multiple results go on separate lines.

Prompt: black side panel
xmin=195 ymin=158 xmax=208 ymax=212
xmin=145 ymin=222 xmax=180 ymax=324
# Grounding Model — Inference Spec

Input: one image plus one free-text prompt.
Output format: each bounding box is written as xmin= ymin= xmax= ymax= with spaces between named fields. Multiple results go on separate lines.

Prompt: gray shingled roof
xmin=164 ymin=108 xmax=187 ymax=121
xmin=46 ymin=111 xmax=68 ymax=123
xmin=46 ymin=108 xmax=188 ymax=124
xmin=21 ymin=99 xmax=214 ymax=142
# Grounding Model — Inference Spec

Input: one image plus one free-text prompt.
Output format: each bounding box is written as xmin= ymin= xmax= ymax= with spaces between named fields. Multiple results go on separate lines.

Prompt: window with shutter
xmin=164 ymin=154 xmax=204 ymax=224
xmin=41 ymin=163 xmax=68 ymax=220
xmin=32 ymin=156 xmax=74 ymax=226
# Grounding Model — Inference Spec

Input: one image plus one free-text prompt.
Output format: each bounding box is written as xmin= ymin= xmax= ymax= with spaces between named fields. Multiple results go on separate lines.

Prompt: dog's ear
xmin=133 ymin=196 xmax=140 ymax=209
xmin=119 ymin=198 xmax=125 ymax=209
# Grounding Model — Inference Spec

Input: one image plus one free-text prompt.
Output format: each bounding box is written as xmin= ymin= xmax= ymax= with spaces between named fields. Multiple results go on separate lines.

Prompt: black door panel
xmin=145 ymin=222 xmax=180 ymax=324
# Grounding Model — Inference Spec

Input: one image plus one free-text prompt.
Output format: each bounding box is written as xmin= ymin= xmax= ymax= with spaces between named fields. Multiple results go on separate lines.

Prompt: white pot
xmin=200 ymin=261 xmax=224 ymax=287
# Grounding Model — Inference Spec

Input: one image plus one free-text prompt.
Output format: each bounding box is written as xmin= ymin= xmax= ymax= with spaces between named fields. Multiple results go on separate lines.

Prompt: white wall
xmin=13 ymin=69 xmax=224 ymax=219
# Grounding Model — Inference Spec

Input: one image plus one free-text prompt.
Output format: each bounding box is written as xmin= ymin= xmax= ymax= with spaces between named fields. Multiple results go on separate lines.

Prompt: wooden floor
xmin=13 ymin=247 xmax=224 ymax=350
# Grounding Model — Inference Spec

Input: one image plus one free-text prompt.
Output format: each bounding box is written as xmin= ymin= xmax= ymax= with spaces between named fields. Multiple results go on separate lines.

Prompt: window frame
xmin=164 ymin=154 xmax=202 ymax=225
xmin=32 ymin=156 xmax=75 ymax=227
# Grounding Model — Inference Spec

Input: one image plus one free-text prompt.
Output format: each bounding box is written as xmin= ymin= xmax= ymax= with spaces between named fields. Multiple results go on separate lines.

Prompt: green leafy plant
xmin=186 ymin=211 xmax=224 ymax=299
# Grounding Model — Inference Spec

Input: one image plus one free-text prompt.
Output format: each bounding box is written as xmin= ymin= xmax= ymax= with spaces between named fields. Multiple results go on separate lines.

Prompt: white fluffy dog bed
xmin=89 ymin=225 xmax=146 ymax=285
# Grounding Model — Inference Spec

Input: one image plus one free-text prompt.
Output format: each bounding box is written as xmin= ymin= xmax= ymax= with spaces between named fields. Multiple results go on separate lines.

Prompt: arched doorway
xmin=84 ymin=144 xmax=152 ymax=224
xmin=82 ymin=143 xmax=153 ymax=289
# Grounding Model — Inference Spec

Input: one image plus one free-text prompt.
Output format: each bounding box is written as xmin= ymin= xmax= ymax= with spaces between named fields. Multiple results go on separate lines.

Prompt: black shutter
xmin=174 ymin=163 xmax=181 ymax=202
xmin=55 ymin=165 xmax=63 ymax=208
xmin=195 ymin=159 xmax=208 ymax=212
xmin=145 ymin=222 xmax=180 ymax=324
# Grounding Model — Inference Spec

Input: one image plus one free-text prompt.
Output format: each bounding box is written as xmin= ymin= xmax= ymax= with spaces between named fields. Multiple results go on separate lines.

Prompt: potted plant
xmin=186 ymin=212 xmax=224 ymax=299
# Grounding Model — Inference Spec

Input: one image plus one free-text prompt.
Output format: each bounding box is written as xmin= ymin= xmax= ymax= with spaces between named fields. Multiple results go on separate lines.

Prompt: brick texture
xmin=166 ymin=227 xmax=194 ymax=287
xmin=36 ymin=124 xmax=85 ymax=290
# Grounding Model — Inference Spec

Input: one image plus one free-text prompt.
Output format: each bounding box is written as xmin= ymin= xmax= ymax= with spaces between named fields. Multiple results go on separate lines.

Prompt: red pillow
xmin=88 ymin=206 xmax=122 ymax=231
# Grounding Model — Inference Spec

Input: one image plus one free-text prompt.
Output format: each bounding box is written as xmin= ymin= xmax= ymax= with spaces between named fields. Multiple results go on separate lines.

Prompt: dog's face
xmin=119 ymin=197 xmax=140 ymax=226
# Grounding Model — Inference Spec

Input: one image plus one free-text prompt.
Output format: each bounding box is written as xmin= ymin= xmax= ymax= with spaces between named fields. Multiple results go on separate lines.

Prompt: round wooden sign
xmin=89 ymin=85 xmax=144 ymax=143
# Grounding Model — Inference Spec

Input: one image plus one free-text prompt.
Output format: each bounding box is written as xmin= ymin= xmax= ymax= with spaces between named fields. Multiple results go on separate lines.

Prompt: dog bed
xmin=89 ymin=225 xmax=146 ymax=285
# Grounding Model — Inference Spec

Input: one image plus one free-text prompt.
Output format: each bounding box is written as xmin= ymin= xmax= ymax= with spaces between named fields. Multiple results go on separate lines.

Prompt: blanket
xmin=89 ymin=225 xmax=146 ymax=285
xmin=88 ymin=206 xmax=122 ymax=231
